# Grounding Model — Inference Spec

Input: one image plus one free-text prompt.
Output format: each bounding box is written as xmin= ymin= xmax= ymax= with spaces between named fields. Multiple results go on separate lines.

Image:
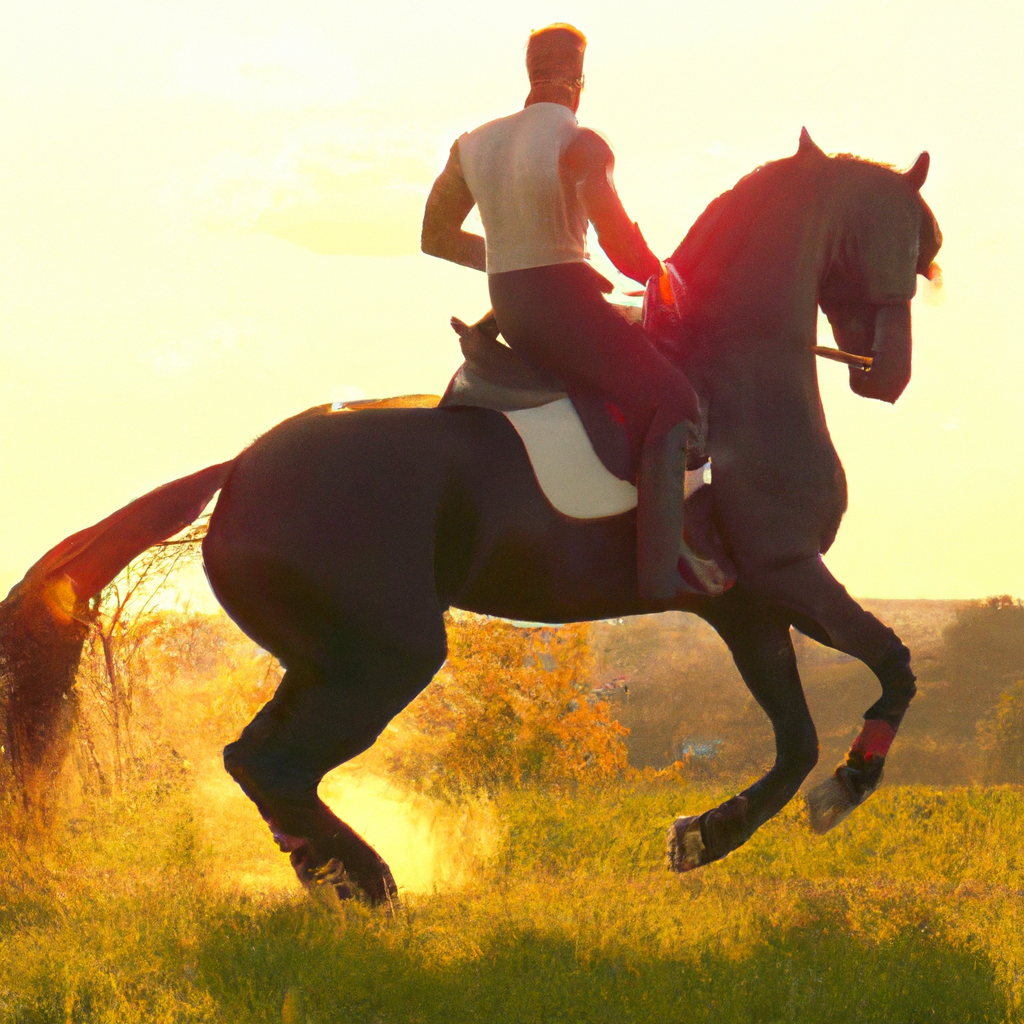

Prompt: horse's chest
xmin=707 ymin=363 xmax=841 ymax=498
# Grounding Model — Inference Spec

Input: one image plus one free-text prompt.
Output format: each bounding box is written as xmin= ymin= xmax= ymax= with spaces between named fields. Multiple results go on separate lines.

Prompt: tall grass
xmin=1 ymin=772 xmax=1020 ymax=1023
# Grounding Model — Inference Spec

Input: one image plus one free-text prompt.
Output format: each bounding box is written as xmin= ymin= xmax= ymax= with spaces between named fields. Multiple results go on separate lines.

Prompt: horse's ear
xmin=797 ymin=127 xmax=825 ymax=159
xmin=905 ymin=151 xmax=930 ymax=190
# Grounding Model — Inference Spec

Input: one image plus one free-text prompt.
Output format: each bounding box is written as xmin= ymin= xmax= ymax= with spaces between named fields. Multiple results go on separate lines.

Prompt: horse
xmin=0 ymin=130 xmax=941 ymax=906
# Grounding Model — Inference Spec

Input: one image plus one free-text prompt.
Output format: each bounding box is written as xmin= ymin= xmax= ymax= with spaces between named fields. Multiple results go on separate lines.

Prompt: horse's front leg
xmin=804 ymin=640 xmax=916 ymax=834
xmin=736 ymin=555 xmax=917 ymax=833
xmin=667 ymin=595 xmax=819 ymax=871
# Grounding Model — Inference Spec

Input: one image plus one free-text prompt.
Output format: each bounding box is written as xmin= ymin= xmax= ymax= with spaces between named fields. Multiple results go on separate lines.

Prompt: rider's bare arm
xmin=562 ymin=129 xmax=661 ymax=286
xmin=421 ymin=142 xmax=486 ymax=272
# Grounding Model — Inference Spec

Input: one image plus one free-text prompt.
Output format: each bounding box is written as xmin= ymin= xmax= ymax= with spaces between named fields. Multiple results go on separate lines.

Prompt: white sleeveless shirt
xmin=457 ymin=103 xmax=590 ymax=275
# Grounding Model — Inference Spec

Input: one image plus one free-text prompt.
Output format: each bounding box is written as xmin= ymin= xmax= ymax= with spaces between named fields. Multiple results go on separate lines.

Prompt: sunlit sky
xmin=1 ymin=0 xmax=1022 ymax=601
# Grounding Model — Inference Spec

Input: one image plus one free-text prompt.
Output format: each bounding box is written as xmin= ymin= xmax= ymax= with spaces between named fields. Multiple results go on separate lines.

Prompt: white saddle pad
xmin=503 ymin=397 xmax=708 ymax=520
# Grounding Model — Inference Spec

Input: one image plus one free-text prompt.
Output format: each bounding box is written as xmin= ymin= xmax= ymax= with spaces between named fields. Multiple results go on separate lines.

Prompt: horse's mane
xmin=666 ymin=157 xmax=791 ymax=279
xmin=667 ymin=150 xmax=933 ymax=282
xmin=829 ymin=152 xmax=898 ymax=171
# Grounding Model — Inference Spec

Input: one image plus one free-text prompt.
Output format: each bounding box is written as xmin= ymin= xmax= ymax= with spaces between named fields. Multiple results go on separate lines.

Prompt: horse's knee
xmin=774 ymin=720 xmax=818 ymax=791
xmin=876 ymin=639 xmax=916 ymax=692
xmin=865 ymin=640 xmax=917 ymax=727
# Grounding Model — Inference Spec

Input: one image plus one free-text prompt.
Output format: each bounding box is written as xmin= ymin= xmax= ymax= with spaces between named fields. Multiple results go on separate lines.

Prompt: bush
xmin=374 ymin=615 xmax=628 ymax=797
xmin=68 ymin=610 xmax=281 ymax=802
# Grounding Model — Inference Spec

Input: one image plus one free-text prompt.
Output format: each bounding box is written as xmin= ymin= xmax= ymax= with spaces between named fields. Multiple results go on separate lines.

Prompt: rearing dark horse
xmin=0 ymin=131 xmax=941 ymax=904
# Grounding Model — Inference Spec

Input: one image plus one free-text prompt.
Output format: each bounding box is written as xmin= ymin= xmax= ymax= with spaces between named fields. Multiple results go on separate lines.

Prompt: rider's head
xmin=525 ymin=24 xmax=586 ymax=112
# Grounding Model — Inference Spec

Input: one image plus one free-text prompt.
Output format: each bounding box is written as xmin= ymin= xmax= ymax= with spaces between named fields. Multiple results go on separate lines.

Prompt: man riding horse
xmin=421 ymin=23 xmax=731 ymax=603
xmin=0 ymin=26 xmax=941 ymax=900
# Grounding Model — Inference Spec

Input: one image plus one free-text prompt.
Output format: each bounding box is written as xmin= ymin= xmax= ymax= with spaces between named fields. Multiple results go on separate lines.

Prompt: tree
xmin=73 ymin=519 xmax=207 ymax=792
xmin=920 ymin=596 xmax=1024 ymax=742
xmin=977 ymin=680 xmax=1024 ymax=783
xmin=377 ymin=615 xmax=628 ymax=796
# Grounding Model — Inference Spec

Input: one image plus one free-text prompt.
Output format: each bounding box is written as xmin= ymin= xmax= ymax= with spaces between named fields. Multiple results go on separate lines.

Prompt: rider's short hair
xmin=526 ymin=24 xmax=586 ymax=90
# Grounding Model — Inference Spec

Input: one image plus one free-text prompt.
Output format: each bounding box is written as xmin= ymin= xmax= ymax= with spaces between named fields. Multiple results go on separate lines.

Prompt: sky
xmin=1 ymin=0 xmax=1022 ymax=601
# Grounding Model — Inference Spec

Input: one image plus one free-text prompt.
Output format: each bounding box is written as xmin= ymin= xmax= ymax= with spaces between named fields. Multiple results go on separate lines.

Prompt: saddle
xmin=434 ymin=315 xmax=728 ymax=573
xmin=439 ymin=311 xmax=644 ymax=484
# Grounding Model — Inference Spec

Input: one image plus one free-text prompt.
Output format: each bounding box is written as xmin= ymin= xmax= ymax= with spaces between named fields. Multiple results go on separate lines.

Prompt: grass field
xmin=2 ymin=769 xmax=1022 ymax=1023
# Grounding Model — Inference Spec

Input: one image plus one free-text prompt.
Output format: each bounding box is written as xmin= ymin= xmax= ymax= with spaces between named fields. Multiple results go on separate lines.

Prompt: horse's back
xmin=205 ymin=404 xmax=499 ymax=567
xmin=203 ymin=402 xmax=646 ymax=632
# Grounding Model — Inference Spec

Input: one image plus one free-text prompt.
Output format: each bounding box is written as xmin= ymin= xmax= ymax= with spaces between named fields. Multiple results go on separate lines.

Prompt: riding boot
xmin=636 ymin=420 xmax=733 ymax=603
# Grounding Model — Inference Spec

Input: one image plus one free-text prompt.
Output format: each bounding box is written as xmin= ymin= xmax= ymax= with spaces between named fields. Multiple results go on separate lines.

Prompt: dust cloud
xmin=193 ymin=762 xmax=499 ymax=898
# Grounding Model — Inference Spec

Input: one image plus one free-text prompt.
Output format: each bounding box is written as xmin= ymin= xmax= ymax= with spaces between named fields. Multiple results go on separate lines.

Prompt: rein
xmin=627 ymin=274 xmax=874 ymax=371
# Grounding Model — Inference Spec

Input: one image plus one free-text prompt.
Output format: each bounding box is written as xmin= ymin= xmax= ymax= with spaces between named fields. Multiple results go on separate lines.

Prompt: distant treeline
xmin=592 ymin=596 xmax=1024 ymax=786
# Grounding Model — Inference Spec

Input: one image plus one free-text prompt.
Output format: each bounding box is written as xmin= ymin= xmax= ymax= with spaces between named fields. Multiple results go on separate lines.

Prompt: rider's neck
xmin=524 ymin=85 xmax=580 ymax=113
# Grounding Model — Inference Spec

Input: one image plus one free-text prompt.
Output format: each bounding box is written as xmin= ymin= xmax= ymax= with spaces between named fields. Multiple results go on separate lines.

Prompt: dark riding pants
xmin=488 ymin=262 xmax=700 ymax=450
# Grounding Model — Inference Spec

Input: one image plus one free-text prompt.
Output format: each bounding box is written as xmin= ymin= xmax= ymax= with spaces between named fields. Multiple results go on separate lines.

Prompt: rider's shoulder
xmin=563 ymin=127 xmax=614 ymax=175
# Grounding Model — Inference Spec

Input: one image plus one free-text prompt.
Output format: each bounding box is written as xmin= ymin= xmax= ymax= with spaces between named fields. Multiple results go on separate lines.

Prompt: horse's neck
xmin=679 ymin=160 xmax=833 ymax=332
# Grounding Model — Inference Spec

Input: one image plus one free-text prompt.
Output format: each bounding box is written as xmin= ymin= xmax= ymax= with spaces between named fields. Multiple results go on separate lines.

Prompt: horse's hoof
xmin=290 ymin=849 xmax=356 ymax=901
xmin=806 ymin=766 xmax=880 ymax=834
xmin=666 ymin=814 xmax=707 ymax=872
xmin=290 ymin=847 xmax=399 ymax=910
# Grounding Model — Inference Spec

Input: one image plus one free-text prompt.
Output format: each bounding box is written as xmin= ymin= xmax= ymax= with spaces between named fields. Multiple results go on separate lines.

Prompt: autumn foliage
xmin=373 ymin=614 xmax=629 ymax=797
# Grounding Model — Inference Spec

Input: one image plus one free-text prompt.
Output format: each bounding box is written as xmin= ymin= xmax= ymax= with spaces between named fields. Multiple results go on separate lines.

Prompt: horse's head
xmin=813 ymin=134 xmax=943 ymax=404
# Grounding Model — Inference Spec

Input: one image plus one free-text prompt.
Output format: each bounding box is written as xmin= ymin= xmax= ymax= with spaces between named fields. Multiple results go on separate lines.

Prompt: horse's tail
xmin=0 ymin=460 xmax=235 ymax=812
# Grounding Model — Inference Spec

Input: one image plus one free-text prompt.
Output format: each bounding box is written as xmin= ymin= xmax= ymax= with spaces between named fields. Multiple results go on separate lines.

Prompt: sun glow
xmin=1 ymin=0 xmax=1022 ymax=599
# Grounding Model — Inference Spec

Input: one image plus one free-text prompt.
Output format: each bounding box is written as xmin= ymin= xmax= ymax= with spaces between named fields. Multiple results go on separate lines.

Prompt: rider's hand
xmin=642 ymin=263 xmax=687 ymax=340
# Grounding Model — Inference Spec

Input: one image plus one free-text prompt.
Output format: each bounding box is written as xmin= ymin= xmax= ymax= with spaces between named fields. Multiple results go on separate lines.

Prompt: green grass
xmin=1 ymin=776 xmax=1022 ymax=1023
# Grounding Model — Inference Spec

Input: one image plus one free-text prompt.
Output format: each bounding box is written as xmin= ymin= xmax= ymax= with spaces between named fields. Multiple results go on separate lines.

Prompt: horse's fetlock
xmin=702 ymin=794 xmax=750 ymax=860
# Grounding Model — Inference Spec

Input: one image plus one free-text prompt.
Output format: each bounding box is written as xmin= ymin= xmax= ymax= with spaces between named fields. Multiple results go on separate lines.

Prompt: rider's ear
xmin=797 ymin=127 xmax=825 ymax=160
xmin=904 ymin=152 xmax=930 ymax=190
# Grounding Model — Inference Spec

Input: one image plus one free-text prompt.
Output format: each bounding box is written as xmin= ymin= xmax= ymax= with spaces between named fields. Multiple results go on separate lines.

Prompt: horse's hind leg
xmin=741 ymin=555 xmax=917 ymax=832
xmin=668 ymin=595 xmax=818 ymax=871
xmin=223 ymin=626 xmax=446 ymax=907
